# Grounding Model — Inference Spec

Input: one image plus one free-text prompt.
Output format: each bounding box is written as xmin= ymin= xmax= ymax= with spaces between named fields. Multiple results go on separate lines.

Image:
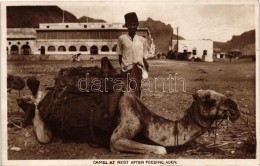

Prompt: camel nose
xmin=224 ymin=98 xmax=240 ymax=121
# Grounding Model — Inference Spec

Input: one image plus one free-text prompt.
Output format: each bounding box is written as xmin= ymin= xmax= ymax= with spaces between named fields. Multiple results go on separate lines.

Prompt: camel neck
xmin=144 ymin=102 xmax=213 ymax=147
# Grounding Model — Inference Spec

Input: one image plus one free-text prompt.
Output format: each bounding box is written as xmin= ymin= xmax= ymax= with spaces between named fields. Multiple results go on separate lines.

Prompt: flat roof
xmin=36 ymin=28 xmax=148 ymax=31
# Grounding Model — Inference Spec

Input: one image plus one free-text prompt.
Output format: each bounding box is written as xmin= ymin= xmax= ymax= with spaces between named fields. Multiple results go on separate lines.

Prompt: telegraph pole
xmin=176 ymin=26 xmax=179 ymax=53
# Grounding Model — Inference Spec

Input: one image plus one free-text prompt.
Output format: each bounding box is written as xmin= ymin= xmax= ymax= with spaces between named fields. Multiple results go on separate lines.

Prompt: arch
xmin=79 ymin=45 xmax=87 ymax=52
xmin=101 ymin=45 xmax=109 ymax=52
xmin=90 ymin=45 xmax=98 ymax=55
xmin=40 ymin=46 xmax=45 ymax=55
xmin=112 ymin=45 xmax=117 ymax=52
xmin=192 ymin=47 xmax=197 ymax=55
xmin=10 ymin=45 xmax=19 ymax=55
xmin=183 ymin=46 xmax=188 ymax=53
xmin=48 ymin=46 xmax=56 ymax=52
xmin=69 ymin=46 xmax=77 ymax=52
xmin=58 ymin=46 xmax=66 ymax=52
xmin=21 ymin=45 xmax=31 ymax=55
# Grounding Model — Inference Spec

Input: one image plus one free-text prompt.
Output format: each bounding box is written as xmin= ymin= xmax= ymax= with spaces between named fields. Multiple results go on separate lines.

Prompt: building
xmin=172 ymin=39 xmax=213 ymax=62
xmin=7 ymin=23 xmax=155 ymax=60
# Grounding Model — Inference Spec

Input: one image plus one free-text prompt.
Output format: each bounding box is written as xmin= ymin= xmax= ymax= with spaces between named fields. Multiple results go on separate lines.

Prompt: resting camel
xmin=17 ymin=58 xmax=240 ymax=154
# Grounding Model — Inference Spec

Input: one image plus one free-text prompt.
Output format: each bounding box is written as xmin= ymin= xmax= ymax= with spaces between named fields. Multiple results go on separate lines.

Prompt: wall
xmin=172 ymin=39 xmax=213 ymax=62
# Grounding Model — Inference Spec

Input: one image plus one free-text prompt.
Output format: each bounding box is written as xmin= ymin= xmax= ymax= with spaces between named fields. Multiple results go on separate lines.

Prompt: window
xmin=66 ymin=25 xmax=69 ymax=28
xmin=57 ymin=32 xmax=66 ymax=39
xmin=69 ymin=46 xmax=77 ymax=51
xmin=48 ymin=46 xmax=56 ymax=52
xmin=101 ymin=45 xmax=109 ymax=52
xmin=192 ymin=48 xmax=197 ymax=55
xmin=79 ymin=45 xmax=87 ymax=52
xmin=183 ymin=46 xmax=188 ymax=53
xmin=9 ymin=42 xmax=11 ymax=45
xmin=90 ymin=31 xmax=99 ymax=39
xmin=112 ymin=45 xmax=117 ymax=52
xmin=99 ymin=31 xmax=110 ymax=39
xmin=47 ymin=32 xmax=58 ymax=39
xmin=101 ymin=25 xmax=105 ymax=28
xmin=21 ymin=45 xmax=30 ymax=55
xmin=203 ymin=50 xmax=207 ymax=55
xmin=46 ymin=26 xmax=50 ymax=28
xmin=58 ymin=46 xmax=66 ymax=52
xmin=10 ymin=45 xmax=19 ymax=55
xmin=84 ymin=25 xmax=87 ymax=28
xmin=17 ymin=42 xmax=20 ymax=45
xmin=90 ymin=45 xmax=98 ymax=55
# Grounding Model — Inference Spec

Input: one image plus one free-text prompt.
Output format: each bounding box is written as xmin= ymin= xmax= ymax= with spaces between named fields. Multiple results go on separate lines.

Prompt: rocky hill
xmin=214 ymin=30 xmax=255 ymax=55
xmin=139 ymin=17 xmax=184 ymax=53
xmin=7 ymin=6 xmax=79 ymax=28
xmin=78 ymin=16 xmax=106 ymax=23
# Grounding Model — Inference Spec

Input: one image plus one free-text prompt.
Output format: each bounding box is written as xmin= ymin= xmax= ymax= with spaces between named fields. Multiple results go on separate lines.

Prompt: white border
xmin=1 ymin=0 xmax=259 ymax=166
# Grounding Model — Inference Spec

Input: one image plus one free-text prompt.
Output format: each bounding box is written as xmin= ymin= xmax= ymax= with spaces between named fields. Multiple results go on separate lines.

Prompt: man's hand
xmin=143 ymin=58 xmax=149 ymax=71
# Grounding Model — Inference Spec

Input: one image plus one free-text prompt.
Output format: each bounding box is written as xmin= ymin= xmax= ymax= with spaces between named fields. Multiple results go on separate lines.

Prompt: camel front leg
xmin=110 ymin=122 xmax=167 ymax=155
xmin=110 ymin=137 xmax=167 ymax=155
xmin=33 ymin=108 xmax=52 ymax=144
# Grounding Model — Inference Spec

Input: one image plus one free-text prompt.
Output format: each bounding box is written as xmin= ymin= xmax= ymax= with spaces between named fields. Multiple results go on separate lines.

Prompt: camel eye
xmin=205 ymin=98 xmax=216 ymax=107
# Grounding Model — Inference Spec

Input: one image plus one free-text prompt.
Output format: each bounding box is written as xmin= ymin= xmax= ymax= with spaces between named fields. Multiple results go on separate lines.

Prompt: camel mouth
xmin=222 ymin=107 xmax=240 ymax=122
xmin=220 ymin=98 xmax=240 ymax=122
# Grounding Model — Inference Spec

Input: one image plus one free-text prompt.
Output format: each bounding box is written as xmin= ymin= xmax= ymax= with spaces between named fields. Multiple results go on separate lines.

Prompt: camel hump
xmin=38 ymin=58 xmax=123 ymax=135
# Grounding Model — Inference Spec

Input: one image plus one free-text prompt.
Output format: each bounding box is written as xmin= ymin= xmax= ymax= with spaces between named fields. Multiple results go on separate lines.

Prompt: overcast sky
xmin=57 ymin=1 xmax=257 ymax=42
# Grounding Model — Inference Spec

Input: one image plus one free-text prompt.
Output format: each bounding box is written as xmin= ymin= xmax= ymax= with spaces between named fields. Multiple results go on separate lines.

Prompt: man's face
xmin=126 ymin=23 xmax=138 ymax=35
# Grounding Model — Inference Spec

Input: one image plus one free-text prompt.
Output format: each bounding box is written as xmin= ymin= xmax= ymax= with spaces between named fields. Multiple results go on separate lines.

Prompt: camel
xmin=7 ymin=74 xmax=26 ymax=96
xmin=16 ymin=58 xmax=240 ymax=154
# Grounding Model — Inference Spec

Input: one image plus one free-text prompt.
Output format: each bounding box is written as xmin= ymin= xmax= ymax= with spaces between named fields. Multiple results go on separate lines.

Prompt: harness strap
xmin=88 ymin=109 xmax=100 ymax=148
xmin=174 ymin=121 xmax=179 ymax=146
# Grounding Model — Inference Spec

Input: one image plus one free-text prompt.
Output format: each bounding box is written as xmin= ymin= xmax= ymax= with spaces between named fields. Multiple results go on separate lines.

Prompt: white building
xmin=7 ymin=23 xmax=155 ymax=60
xmin=172 ymin=39 xmax=214 ymax=62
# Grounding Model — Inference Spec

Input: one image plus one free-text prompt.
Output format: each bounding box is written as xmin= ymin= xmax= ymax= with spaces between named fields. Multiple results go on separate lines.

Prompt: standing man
xmin=117 ymin=12 xmax=150 ymax=97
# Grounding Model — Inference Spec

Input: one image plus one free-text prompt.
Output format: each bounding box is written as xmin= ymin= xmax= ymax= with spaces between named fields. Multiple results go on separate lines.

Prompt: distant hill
xmin=214 ymin=30 xmax=255 ymax=55
xmin=7 ymin=6 xmax=78 ymax=28
xmin=78 ymin=16 xmax=106 ymax=23
xmin=139 ymin=17 xmax=184 ymax=53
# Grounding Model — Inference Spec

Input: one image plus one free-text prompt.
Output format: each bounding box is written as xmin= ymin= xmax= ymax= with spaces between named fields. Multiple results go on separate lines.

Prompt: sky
xmin=57 ymin=1 xmax=256 ymax=42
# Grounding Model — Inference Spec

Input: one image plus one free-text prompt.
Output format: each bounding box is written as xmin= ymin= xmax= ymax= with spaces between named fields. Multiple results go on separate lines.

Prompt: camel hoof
xmin=37 ymin=131 xmax=52 ymax=144
xmin=155 ymin=146 xmax=167 ymax=155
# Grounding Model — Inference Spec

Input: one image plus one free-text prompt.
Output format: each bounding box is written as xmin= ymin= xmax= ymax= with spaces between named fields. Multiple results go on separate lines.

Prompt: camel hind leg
xmin=33 ymin=108 xmax=52 ymax=144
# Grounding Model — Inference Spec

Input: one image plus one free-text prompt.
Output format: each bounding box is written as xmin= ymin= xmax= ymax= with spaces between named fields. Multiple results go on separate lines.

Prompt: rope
xmin=88 ymin=109 xmax=101 ymax=148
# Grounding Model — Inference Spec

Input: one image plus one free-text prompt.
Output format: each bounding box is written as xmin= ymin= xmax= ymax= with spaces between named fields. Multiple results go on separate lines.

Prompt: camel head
xmin=192 ymin=89 xmax=240 ymax=126
xmin=16 ymin=96 xmax=36 ymax=125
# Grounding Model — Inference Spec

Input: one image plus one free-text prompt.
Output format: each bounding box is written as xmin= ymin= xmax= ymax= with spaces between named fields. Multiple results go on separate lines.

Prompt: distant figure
xmin=229 ymin=55 xmax=232 ymax=63
xmin=90 ymin=57 xmax=94 ymax=63
xmin=7 ymin=74 xmax=26 ymax=96
xmin=72 ymin=53 xmax=81 ymax=62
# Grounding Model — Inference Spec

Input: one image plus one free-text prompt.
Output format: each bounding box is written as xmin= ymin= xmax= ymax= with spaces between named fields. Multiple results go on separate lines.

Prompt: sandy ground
xmin=6 ymin=58 xmax=256 ymax=159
